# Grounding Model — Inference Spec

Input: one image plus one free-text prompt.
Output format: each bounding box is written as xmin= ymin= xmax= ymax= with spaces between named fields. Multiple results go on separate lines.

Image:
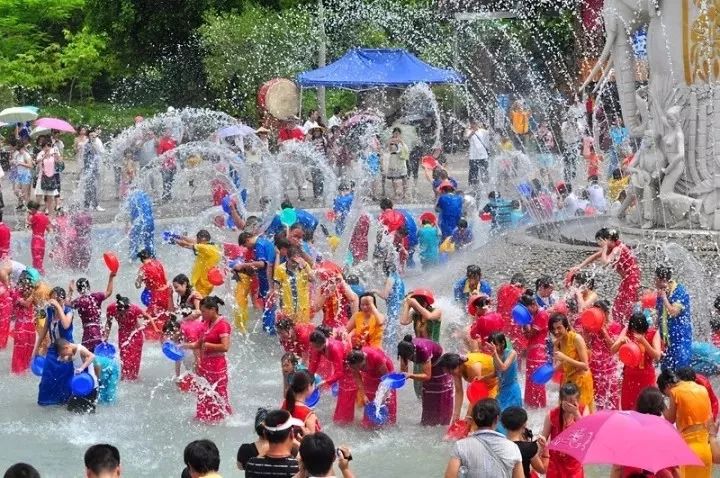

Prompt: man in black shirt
xmin=244 ymin=409 xmax=301 ymax=478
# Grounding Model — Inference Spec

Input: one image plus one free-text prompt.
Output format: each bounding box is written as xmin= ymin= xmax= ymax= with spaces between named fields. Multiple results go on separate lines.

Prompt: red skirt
xmin=621 ymin=365 xmax=656 ymax=410
xmin=31 ymin=235 xmax=46 ymax=274
xmin=333 ymin=369 xmax=358 ymax=425
xmin=361 ymin=373 xmax=397 ymax=428
xmin=119 ymin=326 xmax=144 ymax=381
xmin=196 ymin=355 xmax=232 ymax=423
xmin=0 ymin=285 xmax=12 ymax=349
xmin=612 ymin=272 xmax=640 ymax=325
xmin=11 ymin=321 xmax=36 ymax=374
xmin=525 ymin=345 xmax=548 ymax=408
xmin=590 ymin=354 xmax=620 ymax=410
xmin=144 ymin=287 xmax=172 ymax=341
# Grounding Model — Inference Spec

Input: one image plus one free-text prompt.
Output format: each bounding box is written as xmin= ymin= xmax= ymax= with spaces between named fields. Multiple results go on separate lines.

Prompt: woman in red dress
xmin=346 ymin=346 xmax=397 ymax=427
xmin=570 ymin=228 xmax=640 ymax=324
xmin=611 ymin=310 xmax=662 ymax=410
xmin=105 ymin=294 xmax=151 ymax=381
xmin=583 ymin=299 xmax=620 ymax=410
xmin=541 ymin=383 xmax=589 ymax=478
xmin=0 ymin=277 xmax=13 ymax=349
xmin=10 ymin=280 xmax=36 ymax=374
xmin=521 ymin=292 xmax=549 ymax=408
xmin=135 ymin=249 xmax=172 ymax=340
xmin=281 ymin=369 xmax=321 ymax=435
xmin=184 ymin=296 xmax=232 ymax=423
xmin=276 ymin=317 xmax=315 ymax=365
xmin=307 ymin=327 xmax=351 ymax=424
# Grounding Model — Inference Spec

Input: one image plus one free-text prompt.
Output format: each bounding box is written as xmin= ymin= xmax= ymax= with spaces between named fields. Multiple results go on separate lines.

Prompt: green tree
xmin=58 ymin=27 xmax=112 ymax=101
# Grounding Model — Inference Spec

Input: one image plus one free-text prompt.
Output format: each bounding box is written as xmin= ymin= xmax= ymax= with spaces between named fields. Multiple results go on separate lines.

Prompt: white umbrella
xmin=0 ymin=106 xmax=38 ymax=124
xmin=30 ymin=126 xmax=51 ymax=138
xmin=217 ymin=124 xmax=255 ymax=139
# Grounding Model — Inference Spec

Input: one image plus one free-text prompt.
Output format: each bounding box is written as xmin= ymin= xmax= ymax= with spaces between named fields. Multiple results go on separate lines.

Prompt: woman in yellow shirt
xmin=438 ymin=352 xmax=497 ymax=424
xmin=346 ymin=293 xmax=385 ymax=348
xmin=550 ymin=313 xmax=595 ymax=412
xmin=658 ymin=369 xmax=713 ymax=478
xmin=273 ymin=249 xmax=314 ymax=323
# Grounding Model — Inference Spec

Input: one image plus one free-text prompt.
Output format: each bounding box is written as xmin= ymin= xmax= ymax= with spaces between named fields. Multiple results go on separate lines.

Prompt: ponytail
xmin=397 ymin=335 xmax=415 ymax=361
xmin=285 ymin=370 xmax=312 ymax=414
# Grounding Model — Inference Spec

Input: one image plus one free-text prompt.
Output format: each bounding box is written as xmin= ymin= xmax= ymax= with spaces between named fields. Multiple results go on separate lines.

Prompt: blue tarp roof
xmin=296 ymin=48 xmax=464 ymax=89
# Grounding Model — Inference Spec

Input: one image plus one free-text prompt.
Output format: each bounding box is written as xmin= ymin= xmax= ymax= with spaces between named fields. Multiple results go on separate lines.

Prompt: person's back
xmin=244 ymin=410 xmax=300 ymax=478
xmin=437 ymin=193 xmax=463 ymax=237
xmin=183 ymin=439 xmax=221 ymax=478
xmin=418 ymin=224 xmax=440 ymax=263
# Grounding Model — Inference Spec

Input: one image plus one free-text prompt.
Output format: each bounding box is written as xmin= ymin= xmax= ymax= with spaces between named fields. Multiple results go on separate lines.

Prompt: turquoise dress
xmin=382 ymin=272 xmax=406 ymax=352
xmin=497 ymin=348 xmax=522 ymax=411
xmin=95 ymin=355 xmax=120 ymax=404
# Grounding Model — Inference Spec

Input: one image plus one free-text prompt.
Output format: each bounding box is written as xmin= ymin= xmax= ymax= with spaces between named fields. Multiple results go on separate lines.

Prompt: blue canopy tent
xmin=296 ymin=48 xmax=464 ymax=90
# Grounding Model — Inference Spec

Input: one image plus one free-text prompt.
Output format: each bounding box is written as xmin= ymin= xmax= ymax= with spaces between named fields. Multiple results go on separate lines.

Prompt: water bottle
xmin=457 ymin=465 xmax=468 ymax=478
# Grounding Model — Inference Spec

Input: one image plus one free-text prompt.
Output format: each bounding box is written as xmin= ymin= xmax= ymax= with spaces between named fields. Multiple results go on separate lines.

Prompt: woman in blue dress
xmin=654 ymin=265 xmax=692 ymax=371
xmin=373 ymin=262 xmax=405 ymax=353
xmin=31 ymin=287 xmax=75 ymax=406
xmin=486 ymin=332 xmax=523 ymax=410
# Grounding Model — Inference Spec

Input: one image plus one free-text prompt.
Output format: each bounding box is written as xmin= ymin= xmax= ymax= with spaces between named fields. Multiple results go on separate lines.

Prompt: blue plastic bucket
xmin=380 ymin=372 xmax=406 ymax=390
xmin=305 ymin=388 xmax=320 ymax=408
xmin=512 ymin=304 xmax=532 ymax=326
xmin=531 ymin=363 xmax=555 ymax=385
xmin=71 ymin=373 xmax=94 ymax=397
xmin=94 ymin=342 xmax=116 ymax=358
xmin=31 ymin=355 xmax=45 ymax=377
xmin=364 ymin=403 xmax=389 ymax=425
xmin=162 ymin=341 xmax=185 ymax=362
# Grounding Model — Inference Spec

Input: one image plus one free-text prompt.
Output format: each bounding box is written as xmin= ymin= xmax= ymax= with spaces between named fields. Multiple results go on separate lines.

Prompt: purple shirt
xmin=413 ymin=337 xmax=443 ymax=364
xmin=71 ymin=292 xmax=107 ymax=349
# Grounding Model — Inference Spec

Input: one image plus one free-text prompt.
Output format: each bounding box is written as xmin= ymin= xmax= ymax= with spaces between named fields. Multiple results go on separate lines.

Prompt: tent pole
xmin=299 ymin=86 xmax=304 ymax=119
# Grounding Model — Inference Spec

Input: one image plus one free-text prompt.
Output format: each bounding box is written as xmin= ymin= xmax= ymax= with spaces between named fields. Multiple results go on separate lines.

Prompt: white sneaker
xmin=95 ymin=206 xmax=106 ymax=212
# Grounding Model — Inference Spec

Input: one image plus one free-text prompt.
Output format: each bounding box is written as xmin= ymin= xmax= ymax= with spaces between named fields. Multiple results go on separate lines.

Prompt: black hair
xmin=489 ymin=332 xmax=508 ymax=350
xmin=115 ymin=294 xmax=130 ymax=311
xmin=594 ymin=298 xmax=612 ymax=315
xmin=200 ymin=296 xmax=225 ymax=311
xmin=519 ymin=292 xmax=536 ymax=307
xmin=595 ymin=227 xmax=620 ymax=241
xmin=656 ymin=369 xmax=679 ymax=392
xmin=358 ymin=292 xmax=376 ymax=307
xmin=254 ymin=407 xmax=269 ymax=437
xmin=628 ymin=310 xmax=649 ymax=334
xmin=183 ymin=440 xmax=220 ymax=474
xmin=535 ymin=275 xmax=553 ymax=291
xmin=510 ymin=273 xmax=525 ymax=286
xmin=76 ymin=278 xmax=90 ymax=294
xmin=655 ymin=265 xmax=672 ymax=280
xmin=238 ymin=232 xmax=253 ymax=246
xmin=281 ymin=200 xmax=293 ymax=210
xmin=345 ymin=274 xmax=360 ymax=285
xmin=548 ymin=312 xmax=570 ymax=331
xmin=285 ymin=370 xmax=312 ymax=414
xmin=500 ymin=406 xmax=528 ymax=432
xmin=675 ymin=367 xmax=697 ymax=382
xmin=136 ymin=249 xmax=153 ymax=261
xmin=466 ymin=265 xmax=482 ymax=278
xmin=276 ymin=318 xmax=296 ymax=332
xmin=3 ymin=464 xmax=40 ymax=478
xmin=274 ymin=237 xmax=292 ymax=251
xmin=397 ymin=335 xmax=416 ymax=361
xmin=345 ymin=349 xmax=366 ymax=366
xmin=196 ymin=229 xmax=211 ymax=242
xmin=560 ymin=382 xmax=579 ymax=399
xmin=379 ymin=198 xmax=393 ymax=210
xmin=299 ymin=432 xmax=336 ymax=476
xmin=488 ymin=191 xmax=499 ymax=200
xmin=457 ymin=218 xmax=468 ymax=228
xmin=635 ymin=387 xmax=666 ymax=416
xmin=572 ymin=271 xmax=595 ymax=290
xmin=26 ymin=200 xmax=40 ymax=211
xmin=263 ymin=409 xmax=294 ymax=443
xmin=84 ymin=444 xmax=120 ymax=474
xmin=437 ymin=353 xmax=467 ymax=371
xmin=612 ymin=168 xmax=622 ymax=180
xmin=588 ymin=175 xmax=599 ymax=183
xmin=471 ymin=398 xmax=500 ymax=428
xmin=309 ymin=326 xmax=331 ymax=347
xmin=715 ymin=295 xmax=720 ymax=312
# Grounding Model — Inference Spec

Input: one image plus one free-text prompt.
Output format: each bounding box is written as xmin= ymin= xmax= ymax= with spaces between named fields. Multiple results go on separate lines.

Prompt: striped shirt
xmin=244 ymin=456 xmax=299 ymax=478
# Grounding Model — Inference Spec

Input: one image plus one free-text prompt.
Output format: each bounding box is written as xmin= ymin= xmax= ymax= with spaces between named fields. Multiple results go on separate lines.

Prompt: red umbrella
xmin=34 ymin=117 xmax=76 ymax=133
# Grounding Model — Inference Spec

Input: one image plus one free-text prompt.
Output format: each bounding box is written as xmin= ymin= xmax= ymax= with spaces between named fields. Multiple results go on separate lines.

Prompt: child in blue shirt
xmin=417 ymin=218 xmax=440 ymax=269
xmin=450 ymin=218 xmax=473 ymax=249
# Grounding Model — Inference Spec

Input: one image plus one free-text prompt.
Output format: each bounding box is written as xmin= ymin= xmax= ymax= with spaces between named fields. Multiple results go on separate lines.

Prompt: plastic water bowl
xmin=364 ymin=403 xmax=389 ymax=425
xmin=71 ymin=373 xmax=94 ymax=397
xmin=162 ymin=341 xmax=185 ymax=362
xmin=380 ymin=372 xmax=406 ymax=390
xmin=94 ymin=342 xmax=117 ymax=358
xmin=31 ymin=356 xmax=45 ymax=377
xmin=531 ymin=363 xmax=555 ymax=385
xmin=305 ymin=388 xmax=321 ymax=408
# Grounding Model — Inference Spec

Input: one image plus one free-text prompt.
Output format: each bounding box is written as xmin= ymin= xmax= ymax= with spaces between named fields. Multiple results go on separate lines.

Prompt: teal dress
xmin=497 ymin=348 xmax=522 ymax=411
xmin=382 ymin=272 xmax=406 ymax=352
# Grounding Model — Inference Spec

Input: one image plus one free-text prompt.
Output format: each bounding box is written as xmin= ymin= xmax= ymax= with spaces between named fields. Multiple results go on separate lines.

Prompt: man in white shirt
xmin=586 ymin=175 xmax=608 ymax=213
xmin=302 ymin=109 xmax=322 ymax=135
xmin=465 ymin=119 xmax=491 ymax=190
xmin=327 ymin=106 xmax=342 ymax=129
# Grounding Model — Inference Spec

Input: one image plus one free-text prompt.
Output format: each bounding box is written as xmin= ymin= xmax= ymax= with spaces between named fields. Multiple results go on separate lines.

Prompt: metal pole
xmin=317 ymin=0 xmax=327 ymax=122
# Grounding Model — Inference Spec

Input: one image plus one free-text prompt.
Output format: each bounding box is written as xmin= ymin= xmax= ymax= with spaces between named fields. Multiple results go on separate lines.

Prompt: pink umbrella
xmin=34 ymin=117 xmax=76 ymax=133
xmin=549 ymin=410 xmax=703 ymax=473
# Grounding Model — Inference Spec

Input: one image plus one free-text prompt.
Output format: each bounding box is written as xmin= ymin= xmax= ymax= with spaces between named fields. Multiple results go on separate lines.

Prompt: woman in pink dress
xmin=184 ymin=296 xmax=232 ymax=422
xmin=105 ymin=295 xmax=151 ymax=381
xmin=307 ymin=326 xmax=352 ymax=424
xmin=582 ymin=299 xmax=620 ymax=410
xmin=570 ymin=228 xmax=640 ymax=324
xmin=10 ymin=279 xmax=36 ymax=374
xmin=346 ymin=346 xmax=397 ymax=427
xmin=521 ymin=292 xmax=549 ymax=408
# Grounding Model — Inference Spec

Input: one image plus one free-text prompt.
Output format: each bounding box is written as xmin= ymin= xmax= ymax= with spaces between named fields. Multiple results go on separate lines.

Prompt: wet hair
xmin=309 ymin=325 xmax=331 ymax=347
xmin=397 ymin=335 xmax=416 ymax=361
xmin=548 ymin=312 xmax=570 ymax=331
xmin=281 ymin=352 xmax=299 ymax=368
xmin=379 ymin=198 xmax=393 ymax=210
xmin=51 ymin=286 xmax=66 ymax=301
xmin=3 ymin=463 xmax=41 ymax=478
xmin=285 ymin=370 xmax=312 ymax=414
xmin=196 ymin=229 xmax=211 ymax=242
xmin=115 ymin=294 xmax=130 ymax=311
xmin=457 ymin=219 xmax=468 ymax=228
xmin=275 ymin=237 xmax=292 ymax=250
xmin=675 ymin=367 xmax=697 ymax=382
xmin=535 ymin=275 xmax=553 ymax=291
xmin=655 ymin=265 xmax=672 ymax=280
xmin=488 ymin=191 xmax=499 ymax=200
xmin=238 ymin=232 xmax=253 ymax=246
xmin=594 ymin=299 xmax=611 ymax=315
xmin=345 ymin=274 xmax=360 ymax=285
xmin=288 ymin=223 xmax=304 ymax=235
xmin=136 ymin=249 xmax=153 ymax=261
xmin=263 ymin=409 xmax=294 ymax=443
xmin=437 ymin=353 xmax=467 ymax=371
xmin=466 ymin=265 xmax=482 ymax=278
xmin=612 ymin=168 xmax=622 ymax=180
xmin=635 ymin=387 xmax=666 ymax=416
xmin=183 ymin=439 xmax=219 ymax=474
xmin=276 ymin=317 xmax=296 ymax=332
xmin=628 ymin=310 xmax=650 ymax=334
xmin=298 ymin=432 xmax=336 ymax=477
xmin=84 ymin=444 xmax=120 ymax=475
xmin=173 ymin=273 xmax=191 ymax=287
xmin=26 ymin=201 xmax=40 ymax=212
xmin=595 ymin=227 xmax=620 ymax=241
xmin=519 ymin=292 xmax=536 ymax=308
xmin=500 ymin=406 xmax=528 ymax=432
xmin=358 ymin=292 xmax=376 ymax=307
xmin=489 ymin=332 xmax=508 ymax=350
xmin=345 ymin=349 xmax=366 ymax=366
xmin=510 ymin=273 xmax=525 ymax=286
xmin=471 ymin=398 xmax=500 ymax=428
xmin=76 ymin=278 xmax=90 ymax=294
xmin=656 ymin=369 xmax=679 ymax=392
xmin=559 ymin=382 xmax=579 ymax=428
xmin=254 ymin=407 xmax=269 ymax=437
xmin=200 ymin=296 xmax=224 ymax=311
xmin=572 ymin=271 xmax=594 ymax=290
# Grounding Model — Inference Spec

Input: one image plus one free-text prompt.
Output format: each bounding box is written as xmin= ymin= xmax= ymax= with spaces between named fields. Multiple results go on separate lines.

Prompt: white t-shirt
xmin=467 ymin=128 xmax=490 ymax=160
xmin=452 ymin=430 xmax=522 ymax=478
xmin=587 ymin=183 xmax=607 ymax=212
xmin=563 ymin=192 xmax=582 ymax=215
xmin=328 ymin=115 xmax=342 ymax=129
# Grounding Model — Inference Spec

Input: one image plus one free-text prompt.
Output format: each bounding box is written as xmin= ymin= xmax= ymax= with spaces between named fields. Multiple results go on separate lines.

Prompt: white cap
xmin=262 ymin=416 xmax=305 ymax=432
